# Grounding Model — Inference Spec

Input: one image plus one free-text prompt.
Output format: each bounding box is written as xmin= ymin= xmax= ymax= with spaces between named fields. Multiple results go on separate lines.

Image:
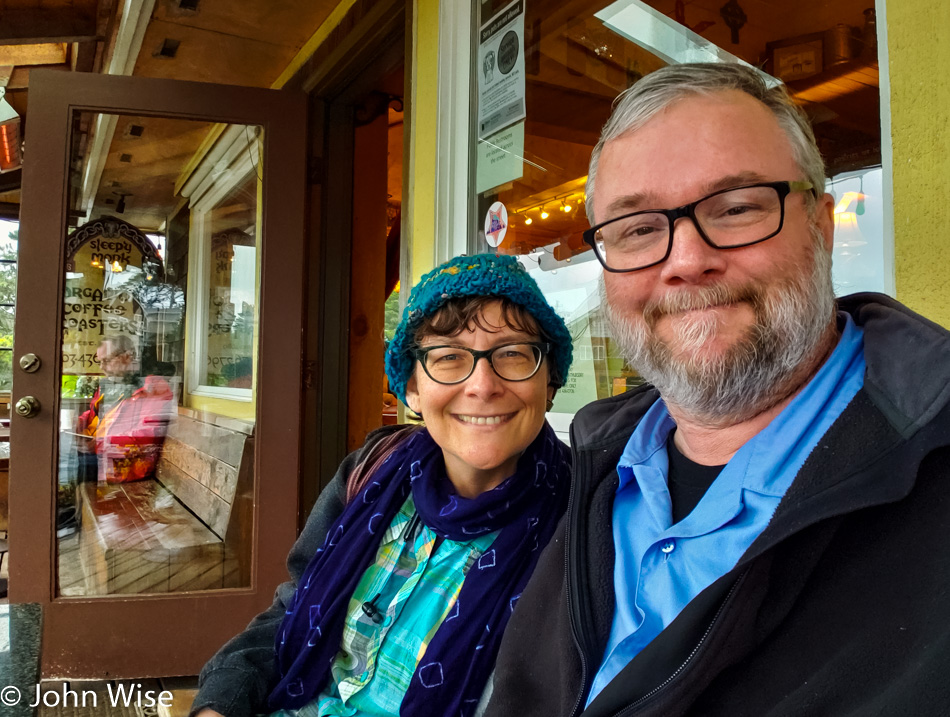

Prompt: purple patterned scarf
xmin=268 ymin=423 xmax=570 ymax=715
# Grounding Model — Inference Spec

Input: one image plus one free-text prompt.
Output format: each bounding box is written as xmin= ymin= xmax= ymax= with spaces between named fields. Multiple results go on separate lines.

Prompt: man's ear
xmin=815 ymin=192 xmax=836 ymax=253
xmin=405 ymin=373 xmax=420 ymax=415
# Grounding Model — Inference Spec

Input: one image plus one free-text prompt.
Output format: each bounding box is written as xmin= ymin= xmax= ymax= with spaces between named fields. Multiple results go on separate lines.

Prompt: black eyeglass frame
xmin=411 ymin=341 xmax=551 ymax=385
xmin=582 ymin=180 xmax=816 ymax=273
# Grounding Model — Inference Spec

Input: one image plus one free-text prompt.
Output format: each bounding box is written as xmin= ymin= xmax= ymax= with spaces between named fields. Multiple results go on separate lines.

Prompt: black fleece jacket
xmin=486 ymin=293 xmax=950 ymax=717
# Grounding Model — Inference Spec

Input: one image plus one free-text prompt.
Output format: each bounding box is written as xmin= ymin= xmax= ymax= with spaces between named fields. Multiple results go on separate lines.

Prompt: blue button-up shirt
xmin=587 ymin=314 xmax=866 ymax=704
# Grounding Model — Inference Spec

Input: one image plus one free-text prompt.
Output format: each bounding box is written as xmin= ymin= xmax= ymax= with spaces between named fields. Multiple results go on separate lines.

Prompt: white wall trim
xmin=434 ymin=0 xmax=474 ymax=264
xmin=876 ymin=0 xmax=896 ymax=297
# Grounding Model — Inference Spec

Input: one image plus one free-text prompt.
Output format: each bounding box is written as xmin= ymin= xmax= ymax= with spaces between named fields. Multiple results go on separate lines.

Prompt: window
xmin=185 ymin=126 xmax=261 ymax=401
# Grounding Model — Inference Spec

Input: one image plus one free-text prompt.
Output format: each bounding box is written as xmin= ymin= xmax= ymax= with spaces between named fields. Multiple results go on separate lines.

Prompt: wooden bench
xmin=77 ymin=408 xmax=254 ymax=595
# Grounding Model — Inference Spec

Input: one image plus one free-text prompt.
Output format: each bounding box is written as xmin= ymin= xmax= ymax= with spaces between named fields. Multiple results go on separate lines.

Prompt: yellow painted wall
xmin=888 ymin=0 xmax=950 ymax=328
xmin=408 ymin=0 xmax=440 ymax=283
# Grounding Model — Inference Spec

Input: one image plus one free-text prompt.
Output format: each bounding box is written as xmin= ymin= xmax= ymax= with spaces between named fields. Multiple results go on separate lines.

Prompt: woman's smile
xmin=454 ymin=412 xmax=516 ymax=426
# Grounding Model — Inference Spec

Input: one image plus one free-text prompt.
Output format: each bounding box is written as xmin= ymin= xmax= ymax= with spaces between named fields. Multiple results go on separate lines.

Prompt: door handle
xmin=15 ymin=395 xmax=41 ymax=418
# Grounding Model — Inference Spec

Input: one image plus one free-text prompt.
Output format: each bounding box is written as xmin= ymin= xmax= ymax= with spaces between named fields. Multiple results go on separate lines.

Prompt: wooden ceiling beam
xmin=0 ymin=8 xmax=98 ymax=44
xmin=0 ymin=170 xmax=21 ymax=195
xmin=6 ymin=65 xmax=71 ymax=91
xmin=72 ymin=40 xmax=98 ymax=73
xmin=0 ymin=201 xmax=19 ymax=220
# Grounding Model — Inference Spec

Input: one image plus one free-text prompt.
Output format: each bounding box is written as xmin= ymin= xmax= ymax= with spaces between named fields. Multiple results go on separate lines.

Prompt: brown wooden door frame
xmin=297 ymin=0 xmax=406 ymax=515
xmin=11 ymin=69 xmax=307 ymax=677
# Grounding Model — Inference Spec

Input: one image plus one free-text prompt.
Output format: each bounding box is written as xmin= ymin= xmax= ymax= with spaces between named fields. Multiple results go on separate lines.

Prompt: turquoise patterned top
xmin=269 ymin=494 xmax=497 ymax=717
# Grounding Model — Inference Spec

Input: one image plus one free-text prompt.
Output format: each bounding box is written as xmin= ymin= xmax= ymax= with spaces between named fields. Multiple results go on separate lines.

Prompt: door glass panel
xmin=57 ymin=112 xmax=261 ymax=596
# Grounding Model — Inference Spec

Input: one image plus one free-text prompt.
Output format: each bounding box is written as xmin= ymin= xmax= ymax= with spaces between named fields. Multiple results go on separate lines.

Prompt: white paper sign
xmin=550 ymin=322 xmax=599 ymax=414
xmin=476 ymin=122 xmax=525 ymax=193
xmin=484 ymin=201 xmax=509 ymax=248
xmin=477 ymin=0 xmax=526 ymax=139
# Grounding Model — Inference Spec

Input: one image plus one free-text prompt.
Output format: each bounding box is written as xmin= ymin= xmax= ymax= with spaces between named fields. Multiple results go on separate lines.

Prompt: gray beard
xmin=603 ymin=231 xmax=836 ymax=427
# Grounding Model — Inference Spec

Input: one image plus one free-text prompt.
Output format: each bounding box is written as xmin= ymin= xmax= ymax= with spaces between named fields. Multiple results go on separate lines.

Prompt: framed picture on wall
xmin=767 ymin=33 xmax=824 ymax=82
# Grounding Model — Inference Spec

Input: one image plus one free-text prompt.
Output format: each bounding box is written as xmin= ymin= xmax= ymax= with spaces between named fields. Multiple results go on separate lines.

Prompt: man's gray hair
xmin=586 ymin=63 xmax=826 ymax=224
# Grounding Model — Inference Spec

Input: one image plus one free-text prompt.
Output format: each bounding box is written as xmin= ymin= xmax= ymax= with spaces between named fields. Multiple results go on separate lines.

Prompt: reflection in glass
xmin=0 ymin=226 xmax=16 ymax=392
xmin=57 ymin=113 xmax=261 ymax=597
xmin=197 ymin=171 xmax=259 ymax=392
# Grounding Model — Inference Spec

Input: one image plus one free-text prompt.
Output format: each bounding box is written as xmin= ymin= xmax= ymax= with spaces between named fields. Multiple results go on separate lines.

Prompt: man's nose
xmin=658 ymin=216 xmax=728 ymax=284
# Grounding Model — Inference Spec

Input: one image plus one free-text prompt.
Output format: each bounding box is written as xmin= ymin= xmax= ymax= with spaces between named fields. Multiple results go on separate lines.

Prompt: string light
xmin=516 ymin=192 xmax=585 ymax=219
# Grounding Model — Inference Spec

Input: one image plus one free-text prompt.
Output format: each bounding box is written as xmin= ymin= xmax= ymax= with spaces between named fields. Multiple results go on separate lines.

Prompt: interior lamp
xmin=0 ymin=89 xmax=22 ymax=174
xmin=540 ymin=206 xmax=549 ymax=219
xmin=832 ymin=191 xmax=867 ymax=248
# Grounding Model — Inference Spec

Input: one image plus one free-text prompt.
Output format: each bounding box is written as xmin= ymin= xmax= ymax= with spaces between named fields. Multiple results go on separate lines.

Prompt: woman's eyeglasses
xmin=412 ymin=342 xmax=550 ymax=385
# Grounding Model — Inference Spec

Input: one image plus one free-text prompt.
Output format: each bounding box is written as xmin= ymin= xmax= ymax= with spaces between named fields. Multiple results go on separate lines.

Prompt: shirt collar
xmin=615 ymin=311 xmax=865 ymax=536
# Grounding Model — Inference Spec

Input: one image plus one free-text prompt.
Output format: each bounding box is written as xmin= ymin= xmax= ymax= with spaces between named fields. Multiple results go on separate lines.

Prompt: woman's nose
xmin=464 ymin=355 xmax=505 ymax=397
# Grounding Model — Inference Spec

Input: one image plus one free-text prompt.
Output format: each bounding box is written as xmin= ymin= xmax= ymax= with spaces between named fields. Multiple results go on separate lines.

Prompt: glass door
xmin=10 ymin=69 xmax=306 ymax=678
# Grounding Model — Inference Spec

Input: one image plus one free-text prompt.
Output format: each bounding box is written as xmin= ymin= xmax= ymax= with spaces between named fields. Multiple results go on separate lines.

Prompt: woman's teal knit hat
xmin=385 ymin=254 xmax=573 ymax=404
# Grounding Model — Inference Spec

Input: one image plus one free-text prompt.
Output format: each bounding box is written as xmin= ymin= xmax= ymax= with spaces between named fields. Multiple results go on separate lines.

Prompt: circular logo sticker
xmin=484 ymin=202 xmax=509 ymax=248
xmin=498 ymin=30 xmax=519 ymax=75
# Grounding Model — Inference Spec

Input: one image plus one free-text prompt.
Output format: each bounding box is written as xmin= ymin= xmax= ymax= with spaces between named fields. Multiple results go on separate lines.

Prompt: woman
xmin=192 ymin=253 xmax=573 ymax=717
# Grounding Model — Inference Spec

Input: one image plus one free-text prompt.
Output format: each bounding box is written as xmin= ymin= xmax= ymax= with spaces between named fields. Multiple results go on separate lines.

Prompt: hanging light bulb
xmin=540 ymin=205 xmax=549 ymax=219
xmin=524 ymin=215 xmax=533 ymax=225
xmin=562 ymin=199 xmax=573 ymax=213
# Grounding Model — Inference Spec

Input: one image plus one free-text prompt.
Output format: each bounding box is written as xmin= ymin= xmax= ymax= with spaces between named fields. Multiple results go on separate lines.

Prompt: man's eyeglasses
xmin=583 ymin=180 xmax=815 ymax=273
xmin=412 ymin=342 xmax=550 ymax=385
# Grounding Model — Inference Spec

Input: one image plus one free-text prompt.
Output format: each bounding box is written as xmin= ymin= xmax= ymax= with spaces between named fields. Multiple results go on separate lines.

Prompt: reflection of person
xmin=77 ymin=334 xmax=175 ymax=484
xmin=488 ymin=63 xmax=950 ymax=715
xmin=75 ymin=335 xmax=138 ymax=482
xmin=192 ymin=254 xmax=574 ymax=717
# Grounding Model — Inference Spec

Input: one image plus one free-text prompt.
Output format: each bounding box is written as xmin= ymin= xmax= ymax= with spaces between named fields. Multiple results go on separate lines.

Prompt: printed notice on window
xmin=476 ymin=122 xmax=525 ymax=193
xmin=478 ymin=0 xmax=526 ymax=139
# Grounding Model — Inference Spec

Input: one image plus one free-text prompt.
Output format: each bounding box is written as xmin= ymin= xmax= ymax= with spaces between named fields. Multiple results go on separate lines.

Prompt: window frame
xmin=184 ymin=126 xmax=261 ymax=402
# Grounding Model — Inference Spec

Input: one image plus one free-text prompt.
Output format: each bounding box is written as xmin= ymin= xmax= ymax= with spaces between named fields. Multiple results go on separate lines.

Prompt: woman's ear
xmin=405 ymin=373 xmax=420 ymax=415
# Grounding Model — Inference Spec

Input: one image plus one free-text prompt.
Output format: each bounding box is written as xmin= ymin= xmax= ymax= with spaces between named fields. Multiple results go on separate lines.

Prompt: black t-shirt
xmin=667 ymin=433 xmax=726 ymax=524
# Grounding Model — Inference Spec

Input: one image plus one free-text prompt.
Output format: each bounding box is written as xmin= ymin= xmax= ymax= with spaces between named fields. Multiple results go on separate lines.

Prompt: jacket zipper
xmin=609 ymin=568 xmax=749 ymax=717
xmin=566 ymin=427 xmax=596 ymax=717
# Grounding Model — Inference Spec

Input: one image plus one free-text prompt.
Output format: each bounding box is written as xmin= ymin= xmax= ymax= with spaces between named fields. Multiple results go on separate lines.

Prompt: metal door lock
xmin=15 ymin=395 xmax=40 ymax=418
xmin=19 ymin=353 xmax=41 ymax=373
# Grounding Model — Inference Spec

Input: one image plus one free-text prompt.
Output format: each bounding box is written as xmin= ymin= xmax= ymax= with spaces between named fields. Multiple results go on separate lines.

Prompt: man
xmin=77 ymin=334 xmax=174 ymax=484
xmin=487 ymin=63 xmax=950 ymax=716
xmin=75 ymin=334 xmax=138 ymax=482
